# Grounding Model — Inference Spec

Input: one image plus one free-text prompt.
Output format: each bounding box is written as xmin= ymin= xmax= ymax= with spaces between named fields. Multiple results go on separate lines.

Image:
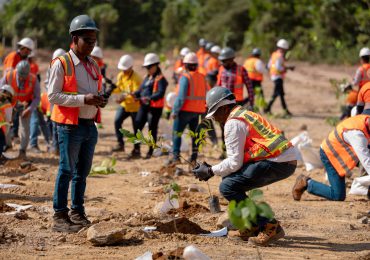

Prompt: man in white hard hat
xmin=3 ymin=37 xmax=34 ymax=74
xmin=168 ymin=52 xmax=208 ymax=165
xmin=352 ymin=47 xmax=370 ymax=90
xmin=111 ymin=54 xmax=142 ymax=154
xmin=0 ymin=85 xmax=14 ymax=163
xmin=206 ymin=45 xmax=221 ymax=75
xmin=264 ymin=39 xmax=295 ymax=116
xmin=0 ymin=60 xmax=41 ymax=158
xmin=192 ymin=86 xmax=297 ymax=246
xmin=173 ymin=47 xmax=190 ymax=84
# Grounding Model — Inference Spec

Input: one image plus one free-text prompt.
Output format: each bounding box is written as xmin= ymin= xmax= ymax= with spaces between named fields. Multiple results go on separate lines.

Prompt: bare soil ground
xmin=0 ymin=50 xmax=369 ymax=259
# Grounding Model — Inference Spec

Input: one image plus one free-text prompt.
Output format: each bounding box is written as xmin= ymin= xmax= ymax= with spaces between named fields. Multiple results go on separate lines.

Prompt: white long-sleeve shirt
xmin=211 ymin=119 xmax=297 ymax=177
xmin=342 ymin=130 xmax=370 ymax=174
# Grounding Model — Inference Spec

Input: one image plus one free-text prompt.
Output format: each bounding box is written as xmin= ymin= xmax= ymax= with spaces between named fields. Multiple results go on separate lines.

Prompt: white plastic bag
xmin=349 ymin=175 xmax=370 ymax=195
xmin=183 ymin=245 xmax=211 ymax=260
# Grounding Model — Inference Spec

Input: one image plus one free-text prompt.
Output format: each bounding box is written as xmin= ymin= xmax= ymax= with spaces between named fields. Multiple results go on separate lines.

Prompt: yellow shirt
xmin=113 ymin=70 xmax=142 ymax=112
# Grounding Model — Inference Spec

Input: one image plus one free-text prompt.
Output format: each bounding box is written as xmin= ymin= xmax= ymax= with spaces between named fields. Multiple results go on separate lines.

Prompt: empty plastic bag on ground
xmin=349 ymin=175 xmax=370 ymax=195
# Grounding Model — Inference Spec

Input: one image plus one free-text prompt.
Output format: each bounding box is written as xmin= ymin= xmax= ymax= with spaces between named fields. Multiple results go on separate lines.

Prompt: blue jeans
xmin=51 ymin=122 xmax=59 ymax=152
xmin=29 ymin=109 xmax=50 ymax=148
xmin=307 ymin=149 xmax=346 ymax=201
xmin=173 ymin=111 xmax=201 ymax=161
xmin=114 ymin=106 xmax=137 ymax=147
xmin=53 ymin=122 xmax=98 ymax=213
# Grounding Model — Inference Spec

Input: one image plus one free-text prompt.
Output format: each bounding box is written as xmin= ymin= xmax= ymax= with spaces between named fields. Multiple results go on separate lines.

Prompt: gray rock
xmin=86 ymin=222 xmax=126 ymax=246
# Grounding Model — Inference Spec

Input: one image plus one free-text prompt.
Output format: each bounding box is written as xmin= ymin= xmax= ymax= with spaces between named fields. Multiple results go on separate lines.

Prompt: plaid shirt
xmin=217 ymin=63 xmax=254 ymax=106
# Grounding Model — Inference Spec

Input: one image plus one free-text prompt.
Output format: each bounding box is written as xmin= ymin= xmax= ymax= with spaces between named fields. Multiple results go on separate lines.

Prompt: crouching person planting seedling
xmin=192 ymin=86 xmax=298 ymax=246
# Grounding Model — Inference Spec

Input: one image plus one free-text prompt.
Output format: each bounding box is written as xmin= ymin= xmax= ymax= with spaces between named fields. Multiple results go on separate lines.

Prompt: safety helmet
xmin=91 ymin=46 xmax=103 ymax=59
xmin=16 ymin=60 xmax=30 ymax=78
xmin=17 ymin=37 xmax=34 ymax=51
xmin=52 ymin=48 xmax=66 ymax=59
xmin=252 ymin=48 xmax=261 ymax=56
xmin=118 ymin=54 xmax=134 ymax=70
xmin=69 ymin=14 xmax=99 ymax=34
xmin=180 ymin=47 xmax=191 ymax=57
xmin=276 ymin=39 xmax=289 ymax=50
xmin=198 ymin=38 xmax=207 ymax=47
xmin=359 ymin=47 xmax=370 ymax=57
xmin=218 ymin=47 xmax=235 ymax=61
xmin=206 ymin=42 xmax=215 ymax=52
xmin=205 ymin=86 xmax=236 ymax=119
xmin=0 ymin=84 xmax=15 ymax=97
xmin=183 ymin=52 xmax=198 ymax=64
xmin=143 ymin=53 xmax=160 ymax=67
xmin=210 ymin=45 xmax=221 ymax=54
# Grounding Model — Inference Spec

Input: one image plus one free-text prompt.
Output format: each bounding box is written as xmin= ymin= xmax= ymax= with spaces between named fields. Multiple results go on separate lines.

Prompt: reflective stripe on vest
xmin=228 ymin=106 xmax=292 ymax=162
xmin=359 ymin=63 xmax=370 ymax=88
xmin=269 ymin=51 xmax=285 ymax=77
xmin=244 ymin=57 xmax=263 ymax=81
xmin=150 ymin=75 xmax=165 ymax=108
xmin=321 ymin=115 xmax=370 ymax=177
xmin=178 ymin=71 xmax=207 ymax=113
xmin=6 ymin=69 xmax=35 ymax=102
xmin=0 ymin=102 xmax=12 ymax=132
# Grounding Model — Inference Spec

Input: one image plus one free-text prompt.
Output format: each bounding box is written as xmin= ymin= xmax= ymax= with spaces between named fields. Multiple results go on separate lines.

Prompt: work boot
xmin=128 ymin=148 xmax=141 ymax=159
xmin=0 ymin=155 xmax=8 ymax=165
xmin=18 ymin=149 xmax=27 ymax=159
xmin=29 ymin=146 xmax=42 ymax=154
xmin=69 ymin=210 xmax=91 ymax=227
xmin=292 ymin=174 xmax=310 ymax=201
xmin=111 ymin=143 xmax=125 ymax=152
xmin=52 ymin=211 xmax=83 ymax=233
xmin=228 ymin=226 xmax=260 ymax=241
xmin=283 ymin=109 xmax=293 ymax=118
xmin=248 ymin=220 xmax=285 ymax=246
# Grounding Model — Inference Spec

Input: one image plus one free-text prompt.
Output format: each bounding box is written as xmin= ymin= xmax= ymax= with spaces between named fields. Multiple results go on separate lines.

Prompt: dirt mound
xmin=0 ymin=201 xmax=13 ymax=213
xmin=156 ymin=217 xmax=209 ymax=234
xmin=168 ymin=201 xmax=209 ymax=217
xmin=153 ymin=247 xmax=185 ymax=260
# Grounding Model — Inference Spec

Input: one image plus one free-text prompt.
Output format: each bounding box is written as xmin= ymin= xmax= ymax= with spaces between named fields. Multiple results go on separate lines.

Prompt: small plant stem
xmin=206 ymin=181 xmax=212 ymax=197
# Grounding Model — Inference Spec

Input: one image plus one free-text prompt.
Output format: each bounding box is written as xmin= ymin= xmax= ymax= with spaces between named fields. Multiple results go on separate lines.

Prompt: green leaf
xmin=249 ymin=189 xmax=263 ymax=202
xmin=101 ymin=158 xmax=111 ymax=168
xmin=111 ymin=157 xmax=117 ymax=167
xmin=170 ymin=194 xmax=178 ymax=200
xmin=170 ymin=182 xmax=181 ymax=193
xmin=136 ymin=130 xmax=144 ymax=141
xmin=245 ymin=199 xmax=258 ymax=224
xmin=119 ymin=128 xmax=135 ymax=138
xmin=256 ymin=202 xmax=275 ymax=220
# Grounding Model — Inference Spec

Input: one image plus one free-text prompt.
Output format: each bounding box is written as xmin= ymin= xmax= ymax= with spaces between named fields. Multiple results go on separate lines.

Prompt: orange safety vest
xmin=227 ymin=106 xmax=292 ymax=163
xmin=39 ymin=92 xmax=51 ymax=116
xmin=50 ymin=52 xmax=102 ymax=125
xmin=196 ymin=48 xmax=206 ymax=68
xmin=3 ymin=51 xmax=22 ymax=74
xmin=321 ymin=115 xmax=370 ymax=177
xmin=244 ymin=57 xmax=263 ymax=81
xmin=150 ymin=75 xmax=165 ymax=108
xmin=358 ymin=63 xmax=370 ymax=88
xmin=174 ymin=59 xmax=183 ymax=72
xmin=357 ymin=81 xmax=370 ymax=106
xmin=175 ymin=70 xmax=207 ymax=113
xmin=0 ymin=102 xmax=12 ymax=133
xmin=206 ymin=56 xmax=220 ymax=73
xmin=5 ymin=69 xmax=36 ymax=103
xmin=217 ymin=65 xmax=244 ymax=102
xmin=269 ymin=50 xmax=285 ymax=78
xmin=30 ymin=61 xmax=39 ymax=75
xmin=346 ymin=89 xmax=358 ymax=106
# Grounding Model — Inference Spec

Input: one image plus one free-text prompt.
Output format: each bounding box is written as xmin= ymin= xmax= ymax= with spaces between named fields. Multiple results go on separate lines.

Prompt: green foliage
xmin=120 ymin=129 xmax=159 ymax=149
xmin=90 ymin=157 xmax=118 ymax=175
xmin=228 ymin=189 xmax=274 ymax=231
xmin=165 ymin=182 xmax=181 ymax=200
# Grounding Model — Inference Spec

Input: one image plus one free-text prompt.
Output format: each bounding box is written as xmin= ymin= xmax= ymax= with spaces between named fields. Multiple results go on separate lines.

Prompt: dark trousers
xmin=135 ymin=105 xmax=162 ymax=154
xmin=114 ymin=106 xmax=138 ymax=149
xmin=251 ymin=80 xmax=264 ymax=96
xmin=266 ymin=78 xmax=288 ymax=111
xmin=0 ymin=129 xmax=5 ymax=155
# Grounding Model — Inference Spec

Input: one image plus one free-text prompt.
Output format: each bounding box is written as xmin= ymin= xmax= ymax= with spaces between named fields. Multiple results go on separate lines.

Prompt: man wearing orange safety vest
xmin=196 ymin=38 xmax=207 ymax=69
xmin=28 ymin=51 xmax=41 ymax=82
xmin=168 ymin=52 xmax=208 ymax=165
xmin=352 ymin=47 xmax=370 ymax=90
xmin=265 ymin=39 xmax=295 ymax=116
xmin=2 ymin=37 xmax=34 ymax=75
xmin=356 ymin=81 xmax=370 ymax=115
xmin=172 ymin=47 xmax=190 ymax=84
xmin=206 ymin=45 xmax=221 ymax=74
xmin=293 ymin=114 xmax=370 ymax=201
xmin=0 ymin=60 xmax=40 ymax=158
xmin=0 ymin=85 xmax=14 ymax=163
xmin=192 ymin=87 xmax=297 ymax=245
xmin=48 ymin=15 xmax=107 ymax=233
xmin=244 ymin=48 xmax=265 ymax=96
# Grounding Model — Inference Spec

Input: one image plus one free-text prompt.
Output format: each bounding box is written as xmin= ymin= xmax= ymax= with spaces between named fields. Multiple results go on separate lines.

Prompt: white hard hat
xmin=183 ymin=52 xmax=198 ymax=64
xmin=118 ymin=54 xmax=134 ymax=70
xmin=359 ymin=47 xmax=370 ymax=57
xmin=166 ymin=92 xmax=177 ymax=108
xmin=52 ymin=48 xmax=66 ymax=59
xmin=17 ymin=37 xmax=34 ymax=51
xmin=210 ymin=45 xmax=221 ymax=54
xmin=180 ymin=47 xmax=191 ymax=57
xmin=143 ymin=53 xmax=160 ymax=67
xmin=276 ymin=39 xmax=289 ymax=50
xmin=1 ymin=84 xmax=15 ymax=97
xmin=91 ymin=46 xmax=103 ymax=59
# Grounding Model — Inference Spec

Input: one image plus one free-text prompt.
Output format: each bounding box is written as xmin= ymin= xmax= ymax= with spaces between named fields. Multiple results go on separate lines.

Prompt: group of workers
xmin=0 ymin=13 xmax=369 ymax=247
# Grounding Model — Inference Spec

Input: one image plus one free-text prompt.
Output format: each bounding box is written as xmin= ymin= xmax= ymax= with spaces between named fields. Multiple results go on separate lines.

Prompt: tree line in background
xmin=0 ymin=0 xmax=369 ymax=63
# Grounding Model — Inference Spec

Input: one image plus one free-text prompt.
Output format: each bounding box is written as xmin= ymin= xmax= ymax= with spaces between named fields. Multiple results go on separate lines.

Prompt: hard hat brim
xmin=205 ymin=99 xmax=236 ymax=119
xmin=118 ymin=64 xmax=132 ymax=70
xmin=69 ymin=27 xmax=100 ymax=34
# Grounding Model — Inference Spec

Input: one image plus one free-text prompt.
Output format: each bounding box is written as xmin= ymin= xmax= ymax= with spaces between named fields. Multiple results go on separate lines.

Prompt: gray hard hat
xmin=16 ymin=60 xmax=30 ymax=78
xmin=69 ymin=14 xmax=99 ymax=34
xmin=218 ymin=47 xmax=235 ymax=61
xmin=205 ymin=86 xmax=236 ymax=119
xmin=199 ymin=38 xmax=207 ymax=47
xmin=205 ymin=42 xmax=215 ymax=51
xmin=252 ymin=48 xmax=261 ymax=56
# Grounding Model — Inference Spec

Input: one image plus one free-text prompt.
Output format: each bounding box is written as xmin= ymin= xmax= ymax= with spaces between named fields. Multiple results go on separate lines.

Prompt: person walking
xmin=264 ymin=39 xmax=294 ymax=116
xmin=48 ymin=14 xmax=107 ymax=232
xmin=292 ymin=114 xmax=370 ymax=201
xmin=134 ymin=53 xmax=168 ymax=159
xmin=192 ymin=87 xmax=297 ymax=245
xmin=112 ymin=54 xmax=142 ymax=154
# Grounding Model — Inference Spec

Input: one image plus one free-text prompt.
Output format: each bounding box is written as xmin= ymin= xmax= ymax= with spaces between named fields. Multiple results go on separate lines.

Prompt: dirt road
xmin=0 ymin=50 xmax=369 ymax=259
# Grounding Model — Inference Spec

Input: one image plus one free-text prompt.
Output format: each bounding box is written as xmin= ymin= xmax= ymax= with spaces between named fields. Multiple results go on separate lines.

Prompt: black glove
xmin=192 ymin=162 xmax=214 ymax=181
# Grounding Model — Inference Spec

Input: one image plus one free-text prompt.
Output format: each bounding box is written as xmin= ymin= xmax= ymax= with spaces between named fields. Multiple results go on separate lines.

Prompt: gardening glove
xmin=192 ymin=161 xmax=214 ymax=181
